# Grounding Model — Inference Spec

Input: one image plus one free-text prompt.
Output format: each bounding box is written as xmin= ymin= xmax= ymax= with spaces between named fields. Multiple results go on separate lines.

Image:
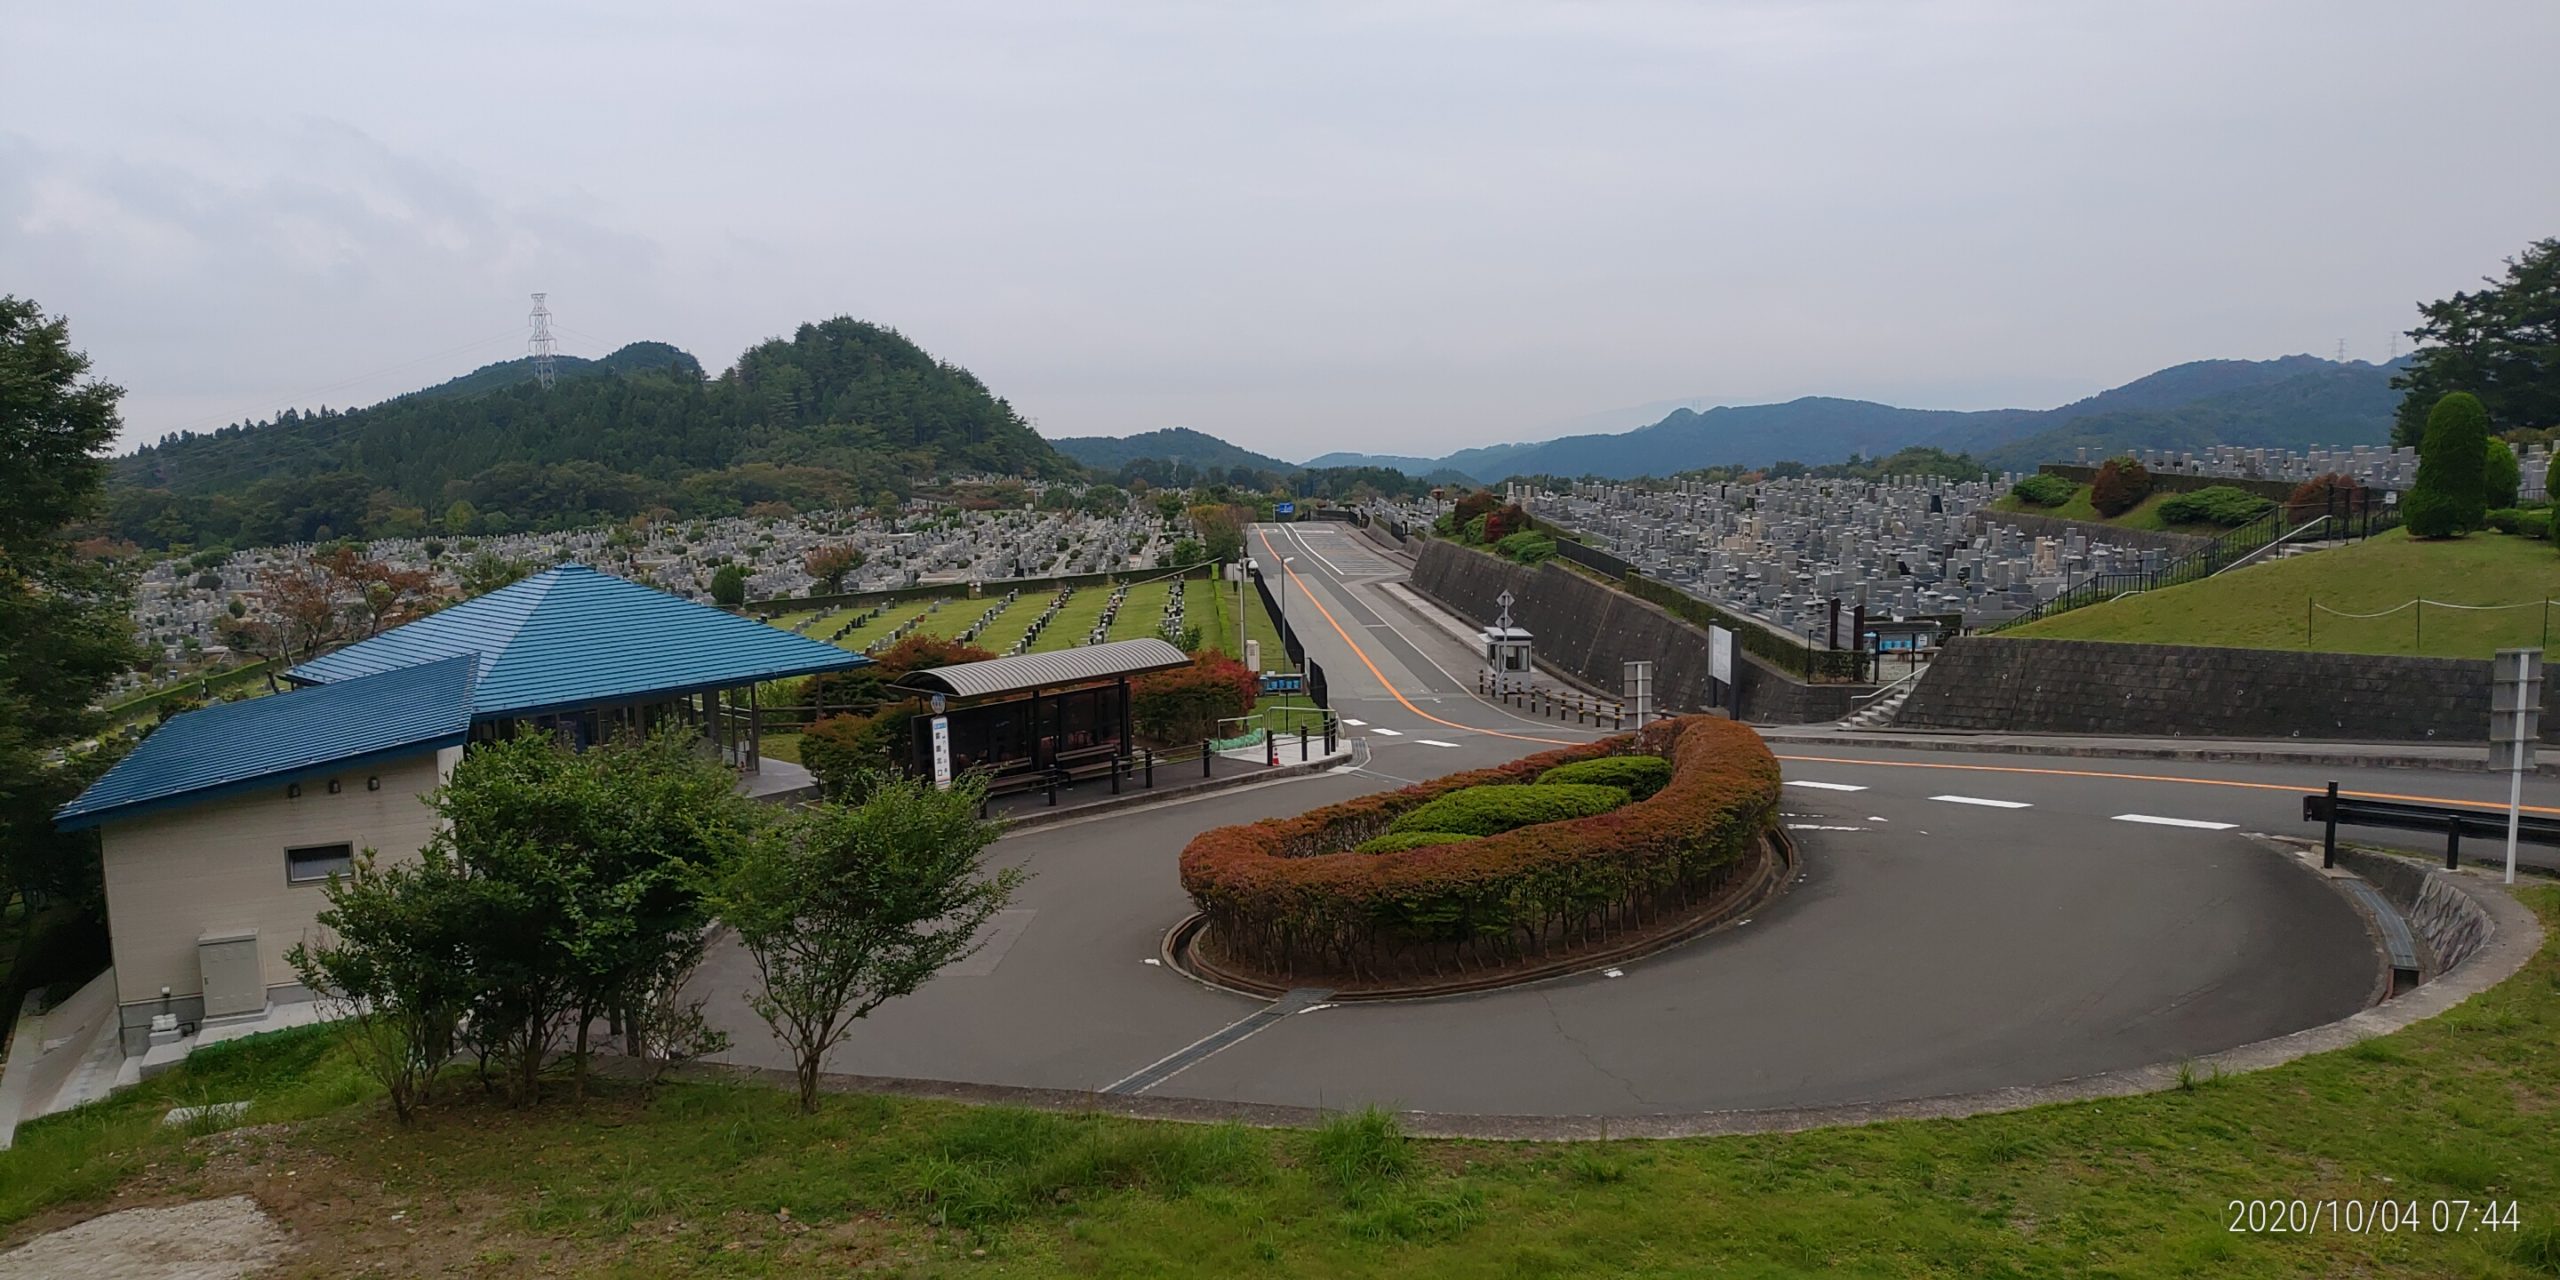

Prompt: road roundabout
xmin=686 ymin=523 xmax=2545 ymax=1134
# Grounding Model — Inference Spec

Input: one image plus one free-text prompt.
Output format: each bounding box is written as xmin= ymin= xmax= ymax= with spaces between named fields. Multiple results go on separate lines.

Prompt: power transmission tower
xmin=528 ymin=293 xmax=557 ymax=389
xmin=2335 ymin=337 xmax=2347 ymax=362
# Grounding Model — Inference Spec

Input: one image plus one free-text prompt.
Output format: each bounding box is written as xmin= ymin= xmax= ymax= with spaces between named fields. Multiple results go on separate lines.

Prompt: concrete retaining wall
xmin=2336 ymin=848 xmax=2495 ymax=977
xmin=1896 ymin=636 xmax=2518 ymax=741
xmin=1969 ymin=510 xmax=2212 ymax=556
xmin=1406 ymin=541 xmax=1868 ymax=724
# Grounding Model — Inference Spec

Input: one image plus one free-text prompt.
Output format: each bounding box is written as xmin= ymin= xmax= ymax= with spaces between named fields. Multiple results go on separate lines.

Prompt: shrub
xmin=2089 ymin=456 xmax=2152 ymax=517
xmin=1461 ymin=514 xmax=1490 ymax=544
xmin=2485 ymin=507 xmax=2552 ymax=539
xmin=1538 ymin=754 xmax=1672 ymax=799
xmin=1492 ymin=530 xmax=1557 ymax=564
xmin=2407 ymin=392 xmax=2489 ymax=538
xmin=1386 ymin=783 xmax=1629 ymax=837
xmin=1482 ymin=503 xmax=1528 ymax=542
xmin=800 ymin=710 xmax=914 ymax=797
xmin=1131 ymin=651 xmax=1259 ymax=743
xmin=2009 ymin=473 xmax=2076 ymax=506
xmin=1179 ymin=717 xmax=1782 ymax=980
xmin=2485 ymin=437 xmax=2522 ymax=509
xmin=2155 ymin=485 xmax=2275 ymax=528
xmin=709 ymin=564 xmax=748 ymax=607
xmin=1353 ymin=831 xmax=1478 ymax=854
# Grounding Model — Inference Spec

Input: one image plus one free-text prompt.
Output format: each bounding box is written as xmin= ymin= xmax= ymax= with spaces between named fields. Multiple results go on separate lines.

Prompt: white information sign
xmin=929 ymin=714 xmax=953 ymax=791
xmin=1708 ymin=626 xmax=1734 ymax=687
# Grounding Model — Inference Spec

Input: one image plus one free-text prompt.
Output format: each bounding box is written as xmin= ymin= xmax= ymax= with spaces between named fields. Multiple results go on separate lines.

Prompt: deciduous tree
xmin=706 ymin=772 xmax=1021 ymax=1113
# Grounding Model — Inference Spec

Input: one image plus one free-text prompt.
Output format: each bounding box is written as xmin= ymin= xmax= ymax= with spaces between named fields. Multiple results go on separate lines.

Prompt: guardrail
xmin=2304 ymin=784 xmax=2559 ymax=871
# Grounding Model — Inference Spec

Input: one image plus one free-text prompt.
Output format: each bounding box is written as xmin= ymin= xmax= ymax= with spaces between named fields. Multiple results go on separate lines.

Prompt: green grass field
xmin=1990 ymin=485 xmax=2238 ymax=536
xmin=2010 ymin=528 xmax=2560 ymax=658
xmin=2 ymin=876 xmax=2553 ymax=1276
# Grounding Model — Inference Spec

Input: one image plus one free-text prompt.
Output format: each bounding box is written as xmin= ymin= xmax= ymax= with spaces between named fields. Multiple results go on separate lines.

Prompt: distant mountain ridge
xmin=1048 ymin=427 xmax=1296 ymax=476
xmin=1294 ymin=355 xmax=2406 ymax=481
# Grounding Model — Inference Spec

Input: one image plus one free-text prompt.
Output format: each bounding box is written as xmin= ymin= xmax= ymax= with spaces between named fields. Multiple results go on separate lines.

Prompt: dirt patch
xmin=0 ymin=1195 xmax=291 ymax=1280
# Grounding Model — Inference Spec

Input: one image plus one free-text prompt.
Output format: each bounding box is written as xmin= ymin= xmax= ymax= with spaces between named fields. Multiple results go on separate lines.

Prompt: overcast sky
xmin=6 ymin=2 xmax=2555 ymax=461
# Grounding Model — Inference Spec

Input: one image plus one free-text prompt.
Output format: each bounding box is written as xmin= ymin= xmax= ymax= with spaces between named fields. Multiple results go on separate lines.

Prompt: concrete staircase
xmin=1838 ymin=665 xmax=1928 ymax=729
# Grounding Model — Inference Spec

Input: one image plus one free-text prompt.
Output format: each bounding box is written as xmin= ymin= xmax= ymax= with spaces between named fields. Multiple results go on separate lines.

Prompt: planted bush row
xmin=1178 ymin=716 xmax=1782 ymax=982
xmin=1386 ymin=783 xmax=1630 ymax=838
xmin=1537 ymin=754 xmax=1671 ymax=799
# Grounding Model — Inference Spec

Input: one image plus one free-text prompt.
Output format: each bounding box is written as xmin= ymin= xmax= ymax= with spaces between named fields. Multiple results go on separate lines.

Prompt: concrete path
xmin=689 ymin=523 xmax=2411 ymax=1118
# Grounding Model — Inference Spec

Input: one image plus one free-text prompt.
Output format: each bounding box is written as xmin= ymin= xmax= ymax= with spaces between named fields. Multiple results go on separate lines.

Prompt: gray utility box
xmin=197 ymin=930 xmax=265 ymax=1018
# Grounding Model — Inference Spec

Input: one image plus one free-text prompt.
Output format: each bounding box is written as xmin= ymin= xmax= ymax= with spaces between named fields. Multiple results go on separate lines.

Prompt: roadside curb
xmin=995 ymin=749 xmax=1353 ymax=834
xmin=1760 ymin=730 xmax=2546 ymax=776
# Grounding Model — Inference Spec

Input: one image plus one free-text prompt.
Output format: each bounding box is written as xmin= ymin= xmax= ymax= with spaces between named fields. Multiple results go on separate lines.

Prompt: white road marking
xmin=1602 ymin=968 xmax=1624 ymax=978
xmin=1929 ymin=795 xmax=2033 ymax=809
xmin=1370 ymin=727 xmax=1404 ymax=736
xmin=1416 ymin=739 xmax=1460 ymax=747
xmin=1785 ymin=780 xmax=1868 ymax=792
xmin=1341 ymin=718 xmax=1367 ymax=726
xmin=1787 ymin=824 xmax=1868 ymax=831
xmin=2112 ymin=814 xmax=2238 ymax=830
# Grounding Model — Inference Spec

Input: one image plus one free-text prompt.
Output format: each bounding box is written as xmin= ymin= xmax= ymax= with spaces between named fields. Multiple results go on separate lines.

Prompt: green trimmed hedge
xmin=1352 ymin=831 xmax=1479 ymax=855
xmin=2010 ymin=474 xmax=2075 ymax=506
xmin=1386 ymin=783 xmax=1628 ymax=838
xmin=1179 ymin=716 xmax=1782 ymax=981
xmin=2156 ymin=485 xmax=2275 ymax=528
xmin=1537 ymin=755 xmax=1670 ymax=800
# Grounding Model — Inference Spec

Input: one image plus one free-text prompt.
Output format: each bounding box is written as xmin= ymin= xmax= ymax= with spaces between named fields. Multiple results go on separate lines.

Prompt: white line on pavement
xmin=1929 ymin=795 xmax=2033 ymax=809
xmin=1370 ymin=727 xmax=1403 ymax=736
xmin=1785 ymin=780 xmax=1868 ymax=792
xmin=1341 ymin=718 xmax=1367 ymax=726
xmin=1416 ymin=739 xmax=1460 ymax=748
xmin=2112 ymin=814 xmax=2238 ymax=830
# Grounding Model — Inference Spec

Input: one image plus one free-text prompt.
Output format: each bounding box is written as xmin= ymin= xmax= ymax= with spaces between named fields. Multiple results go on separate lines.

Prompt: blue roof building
xmin=56 ymin=565 xmax=868 ymax=1054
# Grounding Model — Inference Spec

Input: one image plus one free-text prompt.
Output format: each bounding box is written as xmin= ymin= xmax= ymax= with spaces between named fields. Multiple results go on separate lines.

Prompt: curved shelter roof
xmin=890 ymin=638 xmax=1190 ymax=700
xmin=287 ymin=564 xmax=868 ymax=718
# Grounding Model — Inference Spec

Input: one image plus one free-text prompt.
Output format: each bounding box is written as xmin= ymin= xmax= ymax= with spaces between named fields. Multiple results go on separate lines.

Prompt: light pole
xmin=1276 ymin=554 xmax=1297 ymax=723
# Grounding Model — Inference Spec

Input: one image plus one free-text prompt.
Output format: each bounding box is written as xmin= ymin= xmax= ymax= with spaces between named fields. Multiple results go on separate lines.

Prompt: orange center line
xmin=1256 ymin=528 xmax=1577 ymax=746
xmin=1774 ymin=753 xmax=2560 ymax=816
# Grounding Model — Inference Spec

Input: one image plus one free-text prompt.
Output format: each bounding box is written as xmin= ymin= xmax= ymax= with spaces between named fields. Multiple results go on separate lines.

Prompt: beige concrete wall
xmin=98 ymin=745 xmax=456 ymax=1013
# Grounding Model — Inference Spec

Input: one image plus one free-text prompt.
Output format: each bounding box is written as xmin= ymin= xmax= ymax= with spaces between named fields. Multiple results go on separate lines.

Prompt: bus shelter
xmin=888 ymin=637 xmax=1191 ymax=784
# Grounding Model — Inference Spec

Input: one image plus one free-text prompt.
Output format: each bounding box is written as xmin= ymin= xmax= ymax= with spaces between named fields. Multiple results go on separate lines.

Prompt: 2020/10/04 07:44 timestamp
xmin=2229 ymin=1199 xmax=2524 ymax=1234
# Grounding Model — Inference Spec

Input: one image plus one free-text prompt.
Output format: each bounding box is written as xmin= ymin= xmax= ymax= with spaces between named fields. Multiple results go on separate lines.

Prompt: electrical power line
xmin=528 ymin=293 xmax=557 ymax=389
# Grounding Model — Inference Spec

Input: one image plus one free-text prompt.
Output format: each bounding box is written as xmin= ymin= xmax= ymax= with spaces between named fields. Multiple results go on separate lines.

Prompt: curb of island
xmin=1758 ymin=729 xmax=2550 ymax=776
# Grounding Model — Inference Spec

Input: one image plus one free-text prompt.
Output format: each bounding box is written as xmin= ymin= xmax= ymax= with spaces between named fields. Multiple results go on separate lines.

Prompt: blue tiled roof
xmin=57 ymin=655 xmax=476 ymax=831
xmin=285 ymin=563 xmax=868 ymax=718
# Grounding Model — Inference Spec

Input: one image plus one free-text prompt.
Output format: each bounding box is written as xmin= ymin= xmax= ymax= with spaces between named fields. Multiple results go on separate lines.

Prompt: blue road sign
xmin=1260 ymin=672 xmax=1305 ymax=694
xmin=1274 ymin=501 xmax=1296 ymax=517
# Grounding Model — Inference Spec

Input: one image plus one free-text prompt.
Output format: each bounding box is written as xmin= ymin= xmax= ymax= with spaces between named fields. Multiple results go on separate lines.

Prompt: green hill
xmin=106 ymin=319 xmax=1071 ymax=548
xmin=1048 ymin=427 xmax=1297 ymax=477
xmin=2006 ymin=529 xmax=2560 ymax=658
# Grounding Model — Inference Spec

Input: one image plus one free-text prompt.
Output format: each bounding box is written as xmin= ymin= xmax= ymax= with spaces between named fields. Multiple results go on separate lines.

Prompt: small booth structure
xmin=1863 ymin=618 xmax=1942 ymax=655
xmin=1480 ymin=589 xmax=1535 ymax=694
xmin=888 ymin=638 xmax=1192 ymax=789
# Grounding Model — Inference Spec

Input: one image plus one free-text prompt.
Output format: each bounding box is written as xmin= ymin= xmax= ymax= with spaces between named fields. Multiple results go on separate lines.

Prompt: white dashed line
xmin=2112 ymin=814 xmax=2238 ymax=830
xmin=1370 ymin=727 xmax=1403 ymax=737
xmin=1928 ymin=795 xmax=2032 ymax=809
xmin=1786 ymin=824 xmax=1868 ymax=831
xmin=1341 ymin=718 xmax=1367 ymax=726
xmin=1416 ymin=739 xmax=1460 ymax=748
xmin=1785 ymin=780 xmax=1868 ymax=792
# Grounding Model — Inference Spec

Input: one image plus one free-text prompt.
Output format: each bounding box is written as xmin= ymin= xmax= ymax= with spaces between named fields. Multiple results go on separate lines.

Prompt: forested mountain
xmin=1049 ymin=427 xmax=1296 ymax=476
xmin=1310 ymin=355 xmax=2403 ymax=481
xmin=105 ymin=319 xmax=1071 ymax=548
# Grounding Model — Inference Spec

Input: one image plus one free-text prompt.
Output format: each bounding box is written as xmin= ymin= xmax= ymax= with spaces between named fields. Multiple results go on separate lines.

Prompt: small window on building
xmin=285 ymin=842 xmax=354 ymax=884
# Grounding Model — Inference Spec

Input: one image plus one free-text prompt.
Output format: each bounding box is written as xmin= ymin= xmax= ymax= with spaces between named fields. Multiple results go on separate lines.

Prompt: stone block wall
xmin=1406 ymin=540 xmax=1867 ymax=724
xmin=1897 ymin=636 xmax=2516 ymax=741
xmin=1968 ymin=510 xmax=2212 ymax=556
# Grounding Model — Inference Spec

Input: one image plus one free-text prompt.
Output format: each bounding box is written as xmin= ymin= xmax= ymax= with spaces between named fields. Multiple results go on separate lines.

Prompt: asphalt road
xmin=690 ymin=521 xmax=2524 ymax=1118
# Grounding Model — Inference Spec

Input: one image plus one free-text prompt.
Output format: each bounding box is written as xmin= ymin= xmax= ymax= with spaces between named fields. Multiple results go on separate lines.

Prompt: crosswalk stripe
xmin=1341 ymin=718 xmax=1367 ymax=726
xmin=1929 ymin=795 xmax=2032 ymax=809
xmin=1370 ymin=727 xmax=1403 ymax=736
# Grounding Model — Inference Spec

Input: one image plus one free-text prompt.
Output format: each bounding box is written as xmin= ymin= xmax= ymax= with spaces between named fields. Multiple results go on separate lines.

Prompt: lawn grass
xmin=5 ymin=878 xmax=2556 ymax=1276
xmin=1107 ymin=580 xmax=1178 ymax=643
xmin=837 ymin=601 xmax=949 ymax=653
xmin=1988 ymin=485 xmax=2232 ymax=536
xmin=2011 ymin=528 xmax=2560 ymax=658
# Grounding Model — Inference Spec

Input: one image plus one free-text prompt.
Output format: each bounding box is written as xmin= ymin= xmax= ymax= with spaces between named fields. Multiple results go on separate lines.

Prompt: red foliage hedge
xmin=1177 ymin=715 xmax=1781 ymax=981
xmin=1131 ymin=651 xmax=1259 ymax=743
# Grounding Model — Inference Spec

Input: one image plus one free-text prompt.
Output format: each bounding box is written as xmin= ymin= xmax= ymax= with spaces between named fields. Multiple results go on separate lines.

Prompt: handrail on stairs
xmin=1848 ymin=661 xmax=1929 ymax=708
xmin=2211 ymin=514 xmax=2330 ymax=578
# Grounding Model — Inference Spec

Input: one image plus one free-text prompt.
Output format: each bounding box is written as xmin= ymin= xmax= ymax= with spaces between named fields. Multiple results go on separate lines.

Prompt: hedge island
xmin=1177 ymin=715 xmax=1783 ymax=986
